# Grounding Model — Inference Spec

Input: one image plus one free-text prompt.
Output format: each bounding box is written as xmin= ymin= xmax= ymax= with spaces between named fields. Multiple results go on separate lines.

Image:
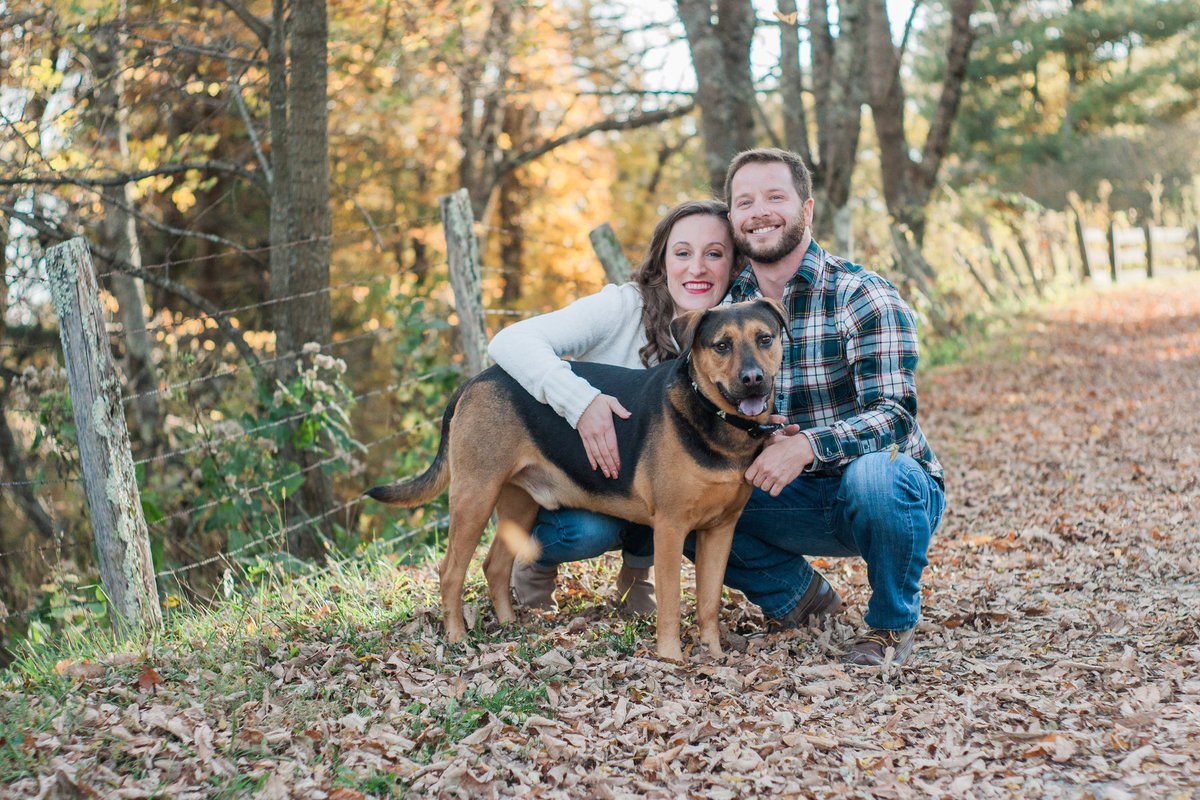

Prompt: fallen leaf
xmin=136 ymin=665 xmax=164 ymax=692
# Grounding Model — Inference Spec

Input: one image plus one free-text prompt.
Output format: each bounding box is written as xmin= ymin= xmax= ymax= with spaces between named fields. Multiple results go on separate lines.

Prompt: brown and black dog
xmin=367 ymin=298 xmax=787 ymax=661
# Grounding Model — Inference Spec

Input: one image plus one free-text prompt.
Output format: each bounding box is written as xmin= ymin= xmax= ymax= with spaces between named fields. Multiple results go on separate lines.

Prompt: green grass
xmin=0 ymin=544 xmax=561 ymax=796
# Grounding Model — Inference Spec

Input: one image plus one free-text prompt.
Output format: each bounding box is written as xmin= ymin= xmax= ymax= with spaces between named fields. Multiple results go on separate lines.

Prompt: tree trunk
xmin=865 ymin=0 xmax=976 ymax=246
xmin=268 ymin=0 xmax=294 ymax=374
xmin=676 ymin=0 xmax=758 ymax=196
xmin=458 ymin=2 xmax=514 ymax=220
xmin=257 ymin=0 xmax=334 ymax=560
xmin=777 ymin=0 xmax=812 ymax=167
xmin=90 ymin=16 xmax=162 ymax=449
xmin=498 ymin=104 xmax=532 ymax=303
xmin=283 ymin=0 xmax=335 ymax=560
xmin=288 ymin=0 xmax=332 ymax=355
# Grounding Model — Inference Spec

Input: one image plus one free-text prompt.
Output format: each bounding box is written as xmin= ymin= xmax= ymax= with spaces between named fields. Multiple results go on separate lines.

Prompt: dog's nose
xmin=741 ymin=367 xmax=763 ymax=389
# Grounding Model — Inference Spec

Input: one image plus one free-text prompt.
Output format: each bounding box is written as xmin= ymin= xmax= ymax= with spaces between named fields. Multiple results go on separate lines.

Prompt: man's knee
xmin=840 ymin=452 xmax=935 ymax=525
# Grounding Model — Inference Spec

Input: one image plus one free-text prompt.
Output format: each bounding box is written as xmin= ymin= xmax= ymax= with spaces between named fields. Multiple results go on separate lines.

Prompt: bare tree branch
xmin=216 ymin=0 xmax=271 ymax=46
xmin=0 ymin=160 xmax=267 ymax=191
xmin=2 ymin=205 xmax=267 ymax=388
xmin=500 ymin=103 xmax=696 ymax=174
xmin=227 ymin=56 xmax=273 ymax=183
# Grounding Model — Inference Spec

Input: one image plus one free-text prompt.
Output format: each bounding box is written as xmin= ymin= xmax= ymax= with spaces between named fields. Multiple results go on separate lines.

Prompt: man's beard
xmin=735 ymin=216 xmax=806 ymax=263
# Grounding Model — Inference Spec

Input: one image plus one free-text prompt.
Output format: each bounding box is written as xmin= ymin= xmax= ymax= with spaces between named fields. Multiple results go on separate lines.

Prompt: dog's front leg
xmin=692 ymin=522 xmax=736 ymax=658
xmin=651 ymin=523 xmax=689 ymax=662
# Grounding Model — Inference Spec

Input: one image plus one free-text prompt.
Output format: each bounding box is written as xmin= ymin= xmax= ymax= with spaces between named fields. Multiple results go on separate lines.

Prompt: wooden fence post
xmin=439 ymin=188 xmax=490 ymax=376
xmin=588 ymin=222 xmax=632 ymax=284
xmin=1072 ymin=210 xmax=1093 ymax=282
xmin=1008 ymin=231 xmax=1044 ymax=299
xmin=975 ymin=218 xmax=1024 ymax=299
xmin=954 ymin=250 xmax=997 ymax=303
xmin=1145 ymin=224 xmax=1155 ymax=279
xmin=1107 ymin=221 xmax=1120 ymax=283
xmin=46 ymin=237 xmax=160 ymax=638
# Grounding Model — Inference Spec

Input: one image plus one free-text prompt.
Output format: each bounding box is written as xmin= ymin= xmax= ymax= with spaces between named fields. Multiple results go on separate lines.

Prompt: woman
xmin=488 ymin=199 xmax=738 ymax=614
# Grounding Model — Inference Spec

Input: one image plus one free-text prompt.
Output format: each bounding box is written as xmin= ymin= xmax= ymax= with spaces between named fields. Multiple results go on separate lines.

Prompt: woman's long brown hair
xmin=629 ymin=199 xmax=736 ymax=367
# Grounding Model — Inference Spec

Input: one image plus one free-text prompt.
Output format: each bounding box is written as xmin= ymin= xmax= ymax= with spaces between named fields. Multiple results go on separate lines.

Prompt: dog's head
xmin=670 ymin=298 xmax=788 ymax=420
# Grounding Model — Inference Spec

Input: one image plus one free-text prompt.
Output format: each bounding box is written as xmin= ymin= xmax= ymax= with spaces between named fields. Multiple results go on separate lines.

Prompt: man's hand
xmin=745 ymin=417 xmax=811 ymax=496
xmin=577 ymin=394 xmax=631 ymax=478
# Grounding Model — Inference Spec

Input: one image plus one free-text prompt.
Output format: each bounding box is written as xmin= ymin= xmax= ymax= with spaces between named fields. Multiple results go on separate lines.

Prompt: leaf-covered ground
xmin=4 ymin=276 xmax=1199 ymax=799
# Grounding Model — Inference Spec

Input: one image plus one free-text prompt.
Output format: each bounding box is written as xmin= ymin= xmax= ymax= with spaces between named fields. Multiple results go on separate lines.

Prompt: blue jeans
xmin=687 ymin=451 xmax=945 ymax=630
xmin=530 ymin=508 xmax=654 ymax=570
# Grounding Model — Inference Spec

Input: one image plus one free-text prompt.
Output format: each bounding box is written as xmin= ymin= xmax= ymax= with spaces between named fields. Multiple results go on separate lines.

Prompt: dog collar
xmin=689 ymin=380 xmax=784 ymax=439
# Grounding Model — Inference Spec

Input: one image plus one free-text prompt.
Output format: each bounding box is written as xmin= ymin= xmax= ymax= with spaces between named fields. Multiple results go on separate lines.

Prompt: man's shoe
xmin=843 ymin=628 xmax=915 ymax=666
xmin=764 ymin=572 xmax=843 ymax=633
xmin=615 ymin=565 xmax=656 ymax=615
xmin=511 ymin=559 xmax=558 ymax=611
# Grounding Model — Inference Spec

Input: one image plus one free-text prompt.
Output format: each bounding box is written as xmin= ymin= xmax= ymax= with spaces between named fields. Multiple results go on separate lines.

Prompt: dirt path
xmin=398 ymin=274 xmax=1200 ymax=799
xmin=5 ymin=276 xmax=1198 ymax=799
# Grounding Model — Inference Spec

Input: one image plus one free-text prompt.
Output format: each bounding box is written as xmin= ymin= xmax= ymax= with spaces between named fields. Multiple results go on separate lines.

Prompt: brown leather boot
xmin=843 ymin=628 xmax=915 ymax=666
xmin=615 ymin=565 xmax=656 ymax=616
xmin=511 ymin=559 xmax=558 ymax=611
xmin=763 ymin=572 xmax=843 ymax=633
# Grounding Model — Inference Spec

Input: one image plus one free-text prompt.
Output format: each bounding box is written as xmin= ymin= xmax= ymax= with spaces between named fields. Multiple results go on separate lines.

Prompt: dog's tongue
xmin=738 ymin=396 xmax=767 ymax=417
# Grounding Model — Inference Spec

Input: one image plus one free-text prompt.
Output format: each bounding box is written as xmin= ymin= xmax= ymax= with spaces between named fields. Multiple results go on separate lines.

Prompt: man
xmin=709 ymin=147 xmax=946 ymax=666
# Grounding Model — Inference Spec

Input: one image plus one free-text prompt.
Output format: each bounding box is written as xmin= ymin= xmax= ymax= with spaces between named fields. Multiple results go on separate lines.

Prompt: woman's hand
xmin=577 ymin=394 xmax=631 ymax=479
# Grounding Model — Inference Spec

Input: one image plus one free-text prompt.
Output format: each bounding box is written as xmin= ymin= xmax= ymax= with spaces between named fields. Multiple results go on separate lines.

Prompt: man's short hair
xmin=724 ymin=148 xmax=813 ymax=205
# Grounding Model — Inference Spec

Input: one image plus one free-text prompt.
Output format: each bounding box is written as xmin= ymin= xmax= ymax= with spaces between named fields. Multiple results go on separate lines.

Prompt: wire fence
xmin=1 ymin=203 xmax=599 ymax=648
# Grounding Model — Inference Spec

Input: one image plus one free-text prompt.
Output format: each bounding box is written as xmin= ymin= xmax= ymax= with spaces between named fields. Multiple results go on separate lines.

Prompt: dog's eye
xmin=713 ymin=341 xmax=731 ymax=354
xmin=758 ymin=334 xmax=774 ymax=347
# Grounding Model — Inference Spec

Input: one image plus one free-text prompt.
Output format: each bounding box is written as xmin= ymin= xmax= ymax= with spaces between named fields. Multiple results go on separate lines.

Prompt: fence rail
xmin=1076 ymin=221 xmax=1200 ymax=284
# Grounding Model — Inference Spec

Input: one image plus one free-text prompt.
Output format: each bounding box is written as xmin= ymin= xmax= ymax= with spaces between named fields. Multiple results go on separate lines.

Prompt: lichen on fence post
xmin=46 ymin=237 xmax=161 ymax=637
xmin=439 ymin=189 xmax=490 ymax=377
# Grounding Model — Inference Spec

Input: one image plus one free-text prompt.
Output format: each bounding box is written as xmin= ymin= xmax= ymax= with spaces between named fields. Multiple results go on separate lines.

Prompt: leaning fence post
xmin=589 ymin=222 xmax=632 ymax=284
xmin=1072 ymin=210 xmax=1093 ymax=283
xmin=45 ymin=237 xmax=161 ymax=638
xmin=439 ymin=189 xmax=490 ymax=377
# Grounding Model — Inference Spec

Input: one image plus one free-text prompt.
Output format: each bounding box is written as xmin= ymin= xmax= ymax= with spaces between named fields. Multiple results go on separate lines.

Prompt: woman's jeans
xmin=530 ymin=508 xmax=654 ymax=570
xmin=687 ymin=451 xmax=945 ymax=631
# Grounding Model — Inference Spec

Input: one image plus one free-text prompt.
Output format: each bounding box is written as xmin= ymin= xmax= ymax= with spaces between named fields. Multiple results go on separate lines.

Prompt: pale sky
xmin=623 ymin=0 xmax=918 ymax=92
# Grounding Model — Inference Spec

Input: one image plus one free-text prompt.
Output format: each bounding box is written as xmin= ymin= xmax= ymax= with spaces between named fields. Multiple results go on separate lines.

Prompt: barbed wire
xmin=119 ymin=273 xmax=394 ymax=339
xmin=1 ymin=404 xmax=52 ymax=416
xmin=131 ymin=365 xmax=457 ymax=468
xmin=0 ymin=603 xmax=82 ymax=626
xmin=153 ymin=494 xmax=368 ymax=580
xmin=479 ymin=222 xmax=645 ymax=255
xmin=313 ymin=512 xmax=451 ymax=579
xmin=0 ymin=541 xmax=64 ymax=561
xmin=92 ymin=214 xmax=444 ymax=280
xmin=120 ymin=326 xmax=401 ymax=407
xmin=0 ymin=475 xmax=81 ymax=488
xmin=148 ymin=421 xmax=432 ymax=530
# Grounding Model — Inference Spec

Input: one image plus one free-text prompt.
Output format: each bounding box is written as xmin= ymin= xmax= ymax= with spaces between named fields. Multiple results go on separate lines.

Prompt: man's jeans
xmin=530 ymin=508 xmax=654 ymax=570
xmin=689 ymin=451 xmax=945 ymax=631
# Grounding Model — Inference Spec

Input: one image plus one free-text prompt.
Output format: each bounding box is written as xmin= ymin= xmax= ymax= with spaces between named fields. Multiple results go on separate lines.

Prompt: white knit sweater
xmin=487 ymin=283 xmax=652 ymax=428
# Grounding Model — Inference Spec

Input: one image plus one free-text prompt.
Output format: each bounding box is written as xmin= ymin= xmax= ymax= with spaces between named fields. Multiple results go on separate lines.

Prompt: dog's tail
xmin=364 ymin=384 xmax=463 ymax=507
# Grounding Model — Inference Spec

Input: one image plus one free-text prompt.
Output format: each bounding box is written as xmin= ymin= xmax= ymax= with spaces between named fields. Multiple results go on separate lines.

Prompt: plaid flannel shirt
xmin=727 ymin=240 xmax=944 ymax=486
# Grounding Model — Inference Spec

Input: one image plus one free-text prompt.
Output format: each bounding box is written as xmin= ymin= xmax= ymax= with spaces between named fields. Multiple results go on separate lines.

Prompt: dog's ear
xmin=756 ymin=297 xmax=791 ymax=342
xmin=671 ymin=308 xmax=708 ymax=360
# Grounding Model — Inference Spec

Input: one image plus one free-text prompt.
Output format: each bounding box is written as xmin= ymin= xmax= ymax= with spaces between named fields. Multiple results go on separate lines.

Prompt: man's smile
xmin=748 ymin=223 xmax=781 ymax=235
